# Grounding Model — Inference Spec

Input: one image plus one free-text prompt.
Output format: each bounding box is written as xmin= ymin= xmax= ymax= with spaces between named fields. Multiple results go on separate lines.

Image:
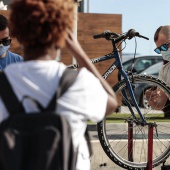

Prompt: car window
xmin=134 ymin=59 xmax=152 ymax=73
xmin=122 ymin=56 xmax=162 ymax=73
xmin=140 ymin=62 xmax=163 ymax=76
xmin=123 ymin=59 xmax=133 ymax=70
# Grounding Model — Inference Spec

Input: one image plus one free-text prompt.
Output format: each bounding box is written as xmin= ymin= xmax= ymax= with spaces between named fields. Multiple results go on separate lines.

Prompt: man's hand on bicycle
xmin=145 ymin=87 xmax=168 ymax=110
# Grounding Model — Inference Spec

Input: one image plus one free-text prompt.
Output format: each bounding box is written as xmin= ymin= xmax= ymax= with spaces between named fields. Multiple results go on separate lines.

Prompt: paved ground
xmin=88 ymin=123 xmax=170 ymax=170
xmin=90 ymin=140 xmax=170 ymax=170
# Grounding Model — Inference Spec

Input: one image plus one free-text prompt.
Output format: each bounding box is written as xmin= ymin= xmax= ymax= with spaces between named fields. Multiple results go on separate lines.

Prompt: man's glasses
xmin=0 ymin=37 xmax=11 ymax=46
xmin=154 ymin=40 xmax=170 ymax=54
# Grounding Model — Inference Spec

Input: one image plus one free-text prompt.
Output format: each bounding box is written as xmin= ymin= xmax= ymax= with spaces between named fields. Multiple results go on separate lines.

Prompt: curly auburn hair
xmin=9 ymin=0 xmax=75 ymax=56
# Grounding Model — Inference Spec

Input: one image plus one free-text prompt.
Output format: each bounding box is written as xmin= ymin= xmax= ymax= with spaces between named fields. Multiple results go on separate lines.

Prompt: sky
xmin=83 ymin=0 xmax=170 ymax=57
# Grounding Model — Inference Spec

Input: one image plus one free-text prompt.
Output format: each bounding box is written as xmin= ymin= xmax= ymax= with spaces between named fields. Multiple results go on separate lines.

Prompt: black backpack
xmin=0 ymin=68 xmax=80 ymax=170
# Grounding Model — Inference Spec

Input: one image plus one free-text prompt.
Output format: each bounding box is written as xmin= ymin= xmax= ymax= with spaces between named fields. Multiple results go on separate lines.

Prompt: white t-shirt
xmin=0 ymin=60 xmax=108 ymax=170
xmin=158 ymin=62 xmax=170 ymax=85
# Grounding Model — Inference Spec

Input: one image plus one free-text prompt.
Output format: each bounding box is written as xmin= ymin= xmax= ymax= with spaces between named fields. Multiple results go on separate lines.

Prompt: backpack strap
xmin=58 ymin=68 xmax=79 ymax=98
xmin=47 ymin=68 xmax=93 ymax=157
xmin=0 ymin=72 xmax=25 ymax=114
xmin=46 ymin=68 xmax=79 ymax=111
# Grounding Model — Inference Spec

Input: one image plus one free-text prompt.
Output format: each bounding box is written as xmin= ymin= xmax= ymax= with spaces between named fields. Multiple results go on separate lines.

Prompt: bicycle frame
xmin=82 ymin=41 xmax=146 ymax=124
xmin=68 ymin=33 xmax=146 ymax=124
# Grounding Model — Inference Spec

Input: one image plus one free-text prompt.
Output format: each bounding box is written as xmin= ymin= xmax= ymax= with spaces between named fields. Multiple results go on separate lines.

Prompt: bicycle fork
xmin=120 ymin=70 xmax=146 ymax=125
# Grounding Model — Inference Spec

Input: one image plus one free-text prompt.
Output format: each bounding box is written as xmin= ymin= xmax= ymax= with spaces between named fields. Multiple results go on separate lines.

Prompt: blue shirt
xmin=0 ymin=50 xmax=23 ymax=71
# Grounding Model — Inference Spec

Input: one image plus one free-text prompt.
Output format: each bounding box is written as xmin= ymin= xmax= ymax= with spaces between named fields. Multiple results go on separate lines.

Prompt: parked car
xmin=122 ymin=55 xmax=162 ymax=74
xmin=140 ymin=62 xmax=163 ymax=77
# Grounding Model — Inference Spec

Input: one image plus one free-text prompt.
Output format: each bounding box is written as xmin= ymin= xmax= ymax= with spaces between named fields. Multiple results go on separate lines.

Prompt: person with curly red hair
xmin=0 ymin=0 xmax=118 ymax=169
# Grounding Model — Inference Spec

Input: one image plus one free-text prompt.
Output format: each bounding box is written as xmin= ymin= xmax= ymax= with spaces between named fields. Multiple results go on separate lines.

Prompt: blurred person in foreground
xmin=0 ymin=0 xmax=118 ymax=169
xmin=0 ymin=14 xmax=23 ymax=71
xmin=145 ymin=26 xmax=170 ymax=111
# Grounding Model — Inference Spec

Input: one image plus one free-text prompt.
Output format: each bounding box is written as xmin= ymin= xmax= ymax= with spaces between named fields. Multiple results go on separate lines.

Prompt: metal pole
xmin=72 ymin=1 xmax=78 ymax=64
xmin=87 ymin=0 xmax=89 ymax=13
xmin=72 ymin=0 xmax=82 ymax=64
xmin=147 ymin=123 xmax=154 ymax=170
xmin=128 ymin=121 xmax=133 ymax=162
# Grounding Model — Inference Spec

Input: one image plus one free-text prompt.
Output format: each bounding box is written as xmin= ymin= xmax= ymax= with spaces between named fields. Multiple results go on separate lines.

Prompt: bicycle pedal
xmin=161 ymin=165 xmax=170 ymax=170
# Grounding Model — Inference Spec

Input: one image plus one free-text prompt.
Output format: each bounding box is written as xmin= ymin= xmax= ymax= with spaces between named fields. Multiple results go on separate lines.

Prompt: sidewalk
xmin=88 ymin=124 xmax=170 ymax=170
xmin=88 ymin=124 xmax=127 ymax=169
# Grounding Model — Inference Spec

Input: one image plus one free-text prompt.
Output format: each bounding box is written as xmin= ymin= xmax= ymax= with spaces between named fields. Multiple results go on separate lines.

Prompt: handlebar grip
xmin=128 ymin=29 xmax=149 ymax=40
xmin=93 ymin=30 xmax=111 ymax=39
xmin=93 ymin=33 xmax=104 ymax=39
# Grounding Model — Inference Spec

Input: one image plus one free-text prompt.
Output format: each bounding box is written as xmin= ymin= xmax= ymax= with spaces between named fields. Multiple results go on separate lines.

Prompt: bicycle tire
xmin=97 ymin=74 xmax=170 ymax=170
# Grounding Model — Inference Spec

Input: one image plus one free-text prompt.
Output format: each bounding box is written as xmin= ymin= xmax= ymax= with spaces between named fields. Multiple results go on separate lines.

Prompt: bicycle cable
xmin=116 ymin=40 xmax=126 ymax=52
xmin=130 ymin=37 xmax=137 ymax=83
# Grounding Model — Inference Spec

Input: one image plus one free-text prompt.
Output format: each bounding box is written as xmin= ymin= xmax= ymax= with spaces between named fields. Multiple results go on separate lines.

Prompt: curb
xmin=87 ymin=124 xmax=97 ymax=131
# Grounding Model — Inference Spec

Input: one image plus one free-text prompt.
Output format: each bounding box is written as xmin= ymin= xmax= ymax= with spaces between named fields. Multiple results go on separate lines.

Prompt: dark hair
xmin=0 ymin=14 xmax=8 ymax=31
xmin=154 ymin=26 xmax=162 ymax=42
xmin=9 ymin=0 xmax=75 ymax=57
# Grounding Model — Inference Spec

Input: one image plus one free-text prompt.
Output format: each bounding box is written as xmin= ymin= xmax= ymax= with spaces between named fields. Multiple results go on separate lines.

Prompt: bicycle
xmin=68 ymin=29 xmax=170 ymax=170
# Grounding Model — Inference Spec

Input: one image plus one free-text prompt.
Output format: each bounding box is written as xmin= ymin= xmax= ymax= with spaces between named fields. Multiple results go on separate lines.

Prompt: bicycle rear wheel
xmin=97 ymin=75 xmax=170 ymax=170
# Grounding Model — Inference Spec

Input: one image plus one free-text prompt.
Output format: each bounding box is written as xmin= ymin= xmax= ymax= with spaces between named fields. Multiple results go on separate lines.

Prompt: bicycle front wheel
xmin=97 ymin=75 xmax=170 ymax=170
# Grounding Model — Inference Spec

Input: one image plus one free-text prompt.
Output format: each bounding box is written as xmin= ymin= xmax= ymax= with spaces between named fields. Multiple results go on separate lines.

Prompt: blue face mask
xmin=0 ymin=45 xmax=10 ymax=57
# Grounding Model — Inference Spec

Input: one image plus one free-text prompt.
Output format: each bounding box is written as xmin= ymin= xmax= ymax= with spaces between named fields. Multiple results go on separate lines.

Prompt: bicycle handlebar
xmin=93 ymin=30 xmax=119 ymax=40
xmin=93 ymin=29 xmax=149 ymax=43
